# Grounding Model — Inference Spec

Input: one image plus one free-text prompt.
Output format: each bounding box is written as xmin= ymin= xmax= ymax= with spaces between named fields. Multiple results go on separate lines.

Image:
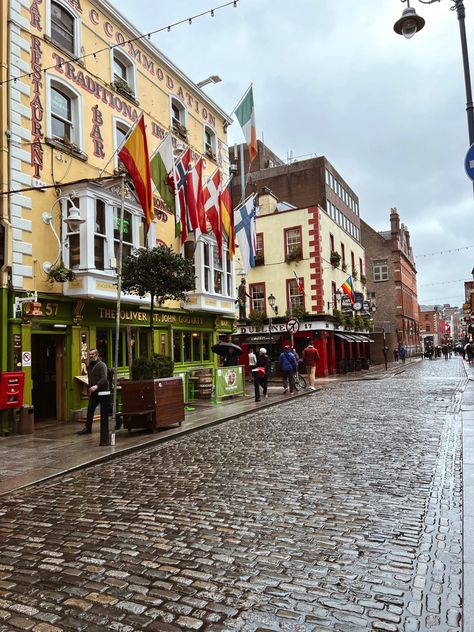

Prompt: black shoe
xmin=76 ymin=428 xmax=91 ymax=435
xmin=255 ymin=399 xmax=261 ymax=402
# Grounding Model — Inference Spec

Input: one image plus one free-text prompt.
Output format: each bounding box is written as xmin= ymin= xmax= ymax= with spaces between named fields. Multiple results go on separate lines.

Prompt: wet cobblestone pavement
xmin=0 ymin=359 xmax=466 ymax=631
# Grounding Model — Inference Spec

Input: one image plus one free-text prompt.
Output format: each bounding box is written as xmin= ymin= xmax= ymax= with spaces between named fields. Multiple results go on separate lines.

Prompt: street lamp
xmin=335 ymin=289 xmax=342 ymax=310
xmin=268 ymin=293 xmax=278 ymax=362
xmin=393 ymin=0 xmax=474 ymax=146
xmin=196 ymin=75 xmax=222 ymax=88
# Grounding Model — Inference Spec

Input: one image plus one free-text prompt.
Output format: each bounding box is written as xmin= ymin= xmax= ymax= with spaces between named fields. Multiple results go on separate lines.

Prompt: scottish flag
xmin=234 ymin=194 xmax=257 ymax=274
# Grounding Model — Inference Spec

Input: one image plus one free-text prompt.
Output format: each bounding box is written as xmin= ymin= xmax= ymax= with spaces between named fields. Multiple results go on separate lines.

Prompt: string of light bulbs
xmin=415 ymin=244 xmax=474 ymax=258
xmin=1 ymin=0 xmax=239 ymax=88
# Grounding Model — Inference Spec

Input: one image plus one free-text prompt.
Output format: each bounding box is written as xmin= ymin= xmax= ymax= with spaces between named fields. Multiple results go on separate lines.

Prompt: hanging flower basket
xmin=47 ymin=262 xmax=75 ymax=283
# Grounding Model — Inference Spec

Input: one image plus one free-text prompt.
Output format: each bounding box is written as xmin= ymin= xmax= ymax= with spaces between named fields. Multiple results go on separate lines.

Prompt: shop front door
xmin=32 ymin=334 xmax=66 ymax=421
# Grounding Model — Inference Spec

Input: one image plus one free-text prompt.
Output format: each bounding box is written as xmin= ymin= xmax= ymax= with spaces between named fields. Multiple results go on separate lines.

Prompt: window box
xmin=173 ymin=121 xmax=188 ymax=141
xmin=111 ymin=77 xmax=135 ymax=100
xmin=330 ymin=251 xmax=341 ymax=268
xmin=341 ymin=262 xmax=348 ymax=272
xmin=285 ymin=249 xmax=302 ymax=263
xmin=351 ymin=269 xmax=358 ymax=280
xmin=254 ymin=254 xmax=265 ymax=266
xmin=205 ymin=147 xmax=217 ymax=162
xmin=360 ymin=273 xmax=367 ymax=285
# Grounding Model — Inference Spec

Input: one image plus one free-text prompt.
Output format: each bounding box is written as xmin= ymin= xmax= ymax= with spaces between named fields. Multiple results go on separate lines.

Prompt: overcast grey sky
xmin=114 ymin=0 xmax=474 ymax=307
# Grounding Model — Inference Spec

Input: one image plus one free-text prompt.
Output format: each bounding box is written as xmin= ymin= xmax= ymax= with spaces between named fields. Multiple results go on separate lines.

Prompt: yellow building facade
xmin=234 ymin=192 xmax=370 ymax=375
xmin=0 ymin=0 xmax=236 ymax=428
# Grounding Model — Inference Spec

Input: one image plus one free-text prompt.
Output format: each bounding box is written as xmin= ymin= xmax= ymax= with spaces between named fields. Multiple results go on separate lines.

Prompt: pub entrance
xmin=31 ymin=333 xmax=66 ymax=422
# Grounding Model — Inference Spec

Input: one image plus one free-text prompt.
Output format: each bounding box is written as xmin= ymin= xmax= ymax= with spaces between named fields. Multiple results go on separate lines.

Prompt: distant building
xmin=231 ymin=143 xmax=372 ymax=376
xmin=361 ymin=208 xmax=420 ymax=356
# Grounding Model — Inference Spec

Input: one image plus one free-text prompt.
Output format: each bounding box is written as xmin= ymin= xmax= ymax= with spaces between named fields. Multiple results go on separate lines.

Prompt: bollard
xmin=19 ymin=405 xmax=34 ymax=434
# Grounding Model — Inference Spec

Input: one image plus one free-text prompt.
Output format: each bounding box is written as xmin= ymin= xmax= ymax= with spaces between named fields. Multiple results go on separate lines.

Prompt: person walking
xmin=465 ymin=342 xmax=474 ymax=365
xmin=393 ymin=348 xmax=399 ymax=362
xmin=77 ymin=348 xmax=110 ymax=445
xmin=252 ymin=348 xmax=271 ymax=401
xmin=248 ymin=347 xmax=257 ymax=379
xmin=399 ymin=345 xmax=406 ymax=364
xmin=279 ymin=345 xmax=297 ymax=394
xmin=302 ymin=341 xmax=319 ymax=390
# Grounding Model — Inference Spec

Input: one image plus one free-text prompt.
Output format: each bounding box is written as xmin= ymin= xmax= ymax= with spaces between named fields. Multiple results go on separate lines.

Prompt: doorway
xmin=31 ymin=334 xmax=66 ymax=422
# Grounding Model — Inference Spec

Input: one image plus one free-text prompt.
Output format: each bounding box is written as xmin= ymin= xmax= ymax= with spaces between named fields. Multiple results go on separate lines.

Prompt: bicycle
xmin=293 ymin=370 xmax=307 ymax=390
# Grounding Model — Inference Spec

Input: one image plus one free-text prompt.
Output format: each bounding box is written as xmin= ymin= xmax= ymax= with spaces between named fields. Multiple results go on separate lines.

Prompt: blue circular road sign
xmin=465 ymin=143 xmax=474 ymax=181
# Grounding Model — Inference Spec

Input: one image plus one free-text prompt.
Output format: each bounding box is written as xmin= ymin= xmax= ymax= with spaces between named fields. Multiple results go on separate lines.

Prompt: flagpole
xmin=110 ymin=175 xmax=126 ymax=446
xmin=230 ymin=83 xmax=253 ymax=117
xmin=239 ymin=143 xmax=246 ymax=203
xmin=98 ymin=112 xmax=144 ymax=178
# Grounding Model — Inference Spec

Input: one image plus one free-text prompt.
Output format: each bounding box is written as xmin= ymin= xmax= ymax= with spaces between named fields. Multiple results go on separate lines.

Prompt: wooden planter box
xmin=121 ymin=377 xmax=184 ymax=432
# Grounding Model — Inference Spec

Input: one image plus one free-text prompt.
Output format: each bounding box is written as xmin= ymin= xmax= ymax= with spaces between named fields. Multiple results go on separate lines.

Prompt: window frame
xmin=284 ymin=226 xmax=303 ymax=260
xmin=373 ymin=259 xmax=389 ymax=282
xmin=113 ymin=117 xmax=131 ymax=170
xmin=249 ymin=282 xmax=266 ymax=315
xmin=46 ymin=0 xmax=82 ymax=57
xmin=204 ymin=125 xmax=217 ymax=161
xmin=46 ymin=74 xmax=83 ymax=149
xmin=110 ymin=47 xmax=137 ymax=96
xmin=286 ymin=277 xmax=305 ymax=312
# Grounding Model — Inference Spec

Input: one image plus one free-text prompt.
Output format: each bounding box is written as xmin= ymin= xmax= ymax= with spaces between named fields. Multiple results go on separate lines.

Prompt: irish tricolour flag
xmin=234 ymin=86 xmax=257 ymax=163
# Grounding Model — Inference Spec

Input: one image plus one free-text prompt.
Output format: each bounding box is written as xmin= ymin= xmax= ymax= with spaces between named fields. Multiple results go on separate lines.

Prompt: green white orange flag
xmin=150 ymin=134 xmax=175 ymax=214
xmin=234 ymin=85 xmax=257 ymax=162
xmin=118 ymin=113 xmax=154 ymax=232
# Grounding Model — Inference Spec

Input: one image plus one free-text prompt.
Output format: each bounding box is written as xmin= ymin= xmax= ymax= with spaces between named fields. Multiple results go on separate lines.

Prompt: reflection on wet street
xmin=0 ymin=358 xmax=466 ymax=631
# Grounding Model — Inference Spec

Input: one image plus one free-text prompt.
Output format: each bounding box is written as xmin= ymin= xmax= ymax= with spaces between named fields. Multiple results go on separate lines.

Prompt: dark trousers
xmin=86 ymin=391 xmax=110 ymax=444
xmin=282 ymin=370 xmax=295 ymax=393
xmin=252 ymin=371 xmax=267 ymax=400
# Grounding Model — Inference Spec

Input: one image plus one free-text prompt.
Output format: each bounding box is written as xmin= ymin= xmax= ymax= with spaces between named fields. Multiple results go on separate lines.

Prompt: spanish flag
xmin=340 ymin=276 xmax=355 ymax=304
xmin=118 ymin=113 xmax=154 ymax=232
xmin=220 ymin=177 xmax=234 ymax=258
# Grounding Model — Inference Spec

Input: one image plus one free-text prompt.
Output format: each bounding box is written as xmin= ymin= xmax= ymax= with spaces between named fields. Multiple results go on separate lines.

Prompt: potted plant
xmin=47 ymin=261 xmax=75 ymax=283
xmin=354 ymin=314 xmax=365 ymax=330
xmin=333 ymin=309 xmax=345 ymax=327
xmin=121 ymin=354 xmax=185 ymax=432
xmin=352 ymin=269 xmax=358 ymax=281
xmin=330 ymin=251 xmax=341 ymax=268
xmin=360 ymin=273 xmax=367 ymax=286
xmin=341 ymin=262 xmax=348 ymax=272
xmin=344 ymin=314 xmax=355 ymax=329
xmin=249 ymin=310 xmax=266 ymax=330
xmin=286 ymin=305 xmax=307 ymax=319
xmin=285 ymin=248 xmax=302 ymax=263
xmin=254 ymin=254 xmax=265 ymax=266
xmin=112 ymin=77 xmax=135 ymax=99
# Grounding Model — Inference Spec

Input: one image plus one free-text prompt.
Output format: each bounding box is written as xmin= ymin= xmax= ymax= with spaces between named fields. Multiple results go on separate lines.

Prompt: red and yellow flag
xmin=220 ymin=178 xmax=234 ymax=258
xmin=118 ymin=113 xmax=154 ymax=232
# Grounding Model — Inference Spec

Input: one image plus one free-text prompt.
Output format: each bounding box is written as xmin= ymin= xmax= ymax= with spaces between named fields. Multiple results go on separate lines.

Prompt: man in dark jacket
xmin=252 ymin=348 xmax=271 ymax=401
xmin=279 ymin=345 xmax=297 ymax=394
xmin=77 ymin=349 xmax=110 ymax=443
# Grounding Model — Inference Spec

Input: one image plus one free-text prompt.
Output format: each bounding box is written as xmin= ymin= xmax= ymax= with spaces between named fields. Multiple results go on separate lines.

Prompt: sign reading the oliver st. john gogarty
xmin=215 ymin=366 xmax=244 ymax=399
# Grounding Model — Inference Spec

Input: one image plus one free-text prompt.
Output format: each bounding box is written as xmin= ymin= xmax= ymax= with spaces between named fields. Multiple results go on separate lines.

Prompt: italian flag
xmin=234 ymin=86 xmax=257 ymax=162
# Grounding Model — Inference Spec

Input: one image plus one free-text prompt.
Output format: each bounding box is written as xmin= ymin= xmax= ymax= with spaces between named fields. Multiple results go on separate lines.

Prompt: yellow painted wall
xmin=11 ymin=0 xmax=229 ymax=294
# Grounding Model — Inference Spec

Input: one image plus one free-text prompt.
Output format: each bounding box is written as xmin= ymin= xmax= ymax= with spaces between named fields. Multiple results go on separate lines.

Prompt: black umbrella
xmin=211 ymin=342 xmax=243 ymax=357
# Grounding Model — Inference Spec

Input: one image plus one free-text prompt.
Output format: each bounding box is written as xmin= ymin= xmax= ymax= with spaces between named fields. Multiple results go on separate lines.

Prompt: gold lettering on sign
xmin=44 ymin=303 xmax=58 ymax=317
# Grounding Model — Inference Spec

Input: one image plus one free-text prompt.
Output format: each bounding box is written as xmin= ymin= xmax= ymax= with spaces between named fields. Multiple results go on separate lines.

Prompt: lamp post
xmin=268 ymin=293 xmax=278 ymax=363
xmin=394 ymin=0 xmax=474 ymax=147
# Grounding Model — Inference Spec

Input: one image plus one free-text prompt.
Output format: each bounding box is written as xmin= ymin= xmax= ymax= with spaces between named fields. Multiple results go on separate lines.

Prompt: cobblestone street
xmin=0 ymin=359 xmax=466 ymax=631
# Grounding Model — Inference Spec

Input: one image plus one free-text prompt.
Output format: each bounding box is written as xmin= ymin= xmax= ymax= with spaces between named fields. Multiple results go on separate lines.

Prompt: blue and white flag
xmin=234 ymin=194 xmax=257 ymax=274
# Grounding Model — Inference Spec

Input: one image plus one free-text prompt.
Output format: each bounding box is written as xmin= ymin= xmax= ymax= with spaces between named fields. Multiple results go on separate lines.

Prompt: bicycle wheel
xmin=294 ymin=376 xmax=300 ymax=391
xmin=298 ymin=374 xmax=307 ymax=389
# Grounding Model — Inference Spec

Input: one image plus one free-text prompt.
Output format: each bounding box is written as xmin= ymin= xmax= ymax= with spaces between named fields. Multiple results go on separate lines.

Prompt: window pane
xmin=251 ymin=284 xmax=265 ymax=312
xmin=113 ymin=57 xmax=127 ymax=81
xmin=192 ymin=333 xmax=200 ymax=361
xmin=173 ymin=332 xmax=181 ymax=363
xmin=51 ymin=2 xmax=74 ymax=53
xmin=202 ymin=333 xmax=210 ymax=361
xmin=96 ymin=199 xmax=105 ymax=234
xmin=69 ymin=233 xmax=80 ymax=268
xmin=94 ymin=236 xmax=105 ymax=270
xmin=183 ymin=332 xmax=191 ymax=362
xmin=96 ymin=329 xmax=108 ymax=364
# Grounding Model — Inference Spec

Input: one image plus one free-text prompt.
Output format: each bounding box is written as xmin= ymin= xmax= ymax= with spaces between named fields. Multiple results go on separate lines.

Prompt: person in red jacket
xmin=302 ymin=342 xmax=319 ymax=390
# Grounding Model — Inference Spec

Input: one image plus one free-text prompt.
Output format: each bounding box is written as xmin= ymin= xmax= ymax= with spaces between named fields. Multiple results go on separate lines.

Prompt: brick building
xmin=361 ymin=208 xmax=420 ymax=356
